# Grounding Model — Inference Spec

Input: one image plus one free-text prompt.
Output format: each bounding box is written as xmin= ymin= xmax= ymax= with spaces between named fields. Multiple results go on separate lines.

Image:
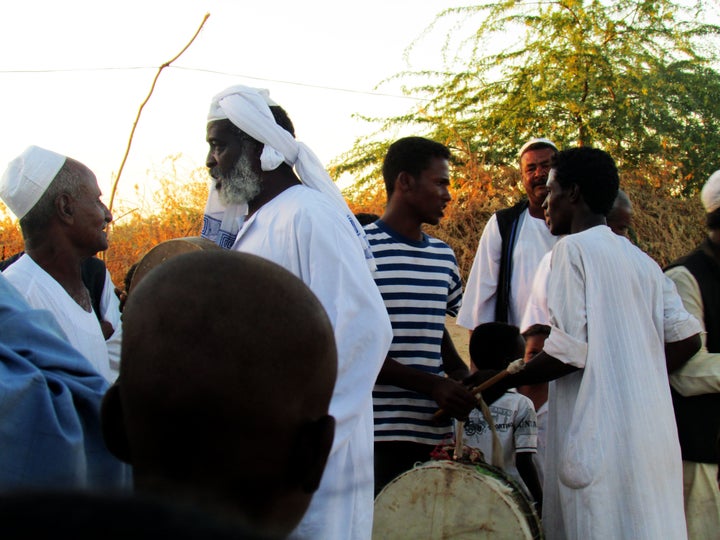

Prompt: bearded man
xmin=201 ymin=85 xmax=393 ymax=540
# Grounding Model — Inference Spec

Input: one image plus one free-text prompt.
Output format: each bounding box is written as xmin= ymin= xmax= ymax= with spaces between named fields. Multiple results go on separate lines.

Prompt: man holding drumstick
xmin=481 ymin=147 xmax=701 ymax=539
xmin=365 ymin=137 xmax=476 ymax=495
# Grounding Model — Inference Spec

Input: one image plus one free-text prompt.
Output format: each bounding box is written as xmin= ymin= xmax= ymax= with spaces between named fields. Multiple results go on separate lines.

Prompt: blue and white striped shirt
xmin=366 ymin=220 xmax=463 ymax=444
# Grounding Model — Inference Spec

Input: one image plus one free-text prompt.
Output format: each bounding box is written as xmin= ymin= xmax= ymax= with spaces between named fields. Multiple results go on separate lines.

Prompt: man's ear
xmin=396 ymin=171 xmax=415 ymax=193
xmin=100 ymin=383 xmax=133 ymax=464
xmin=289 ymin=415 xmax=335 ymax=493
xmin=568 ymin=183 xmax=582 ymax=203
xmin=55 ymin=193 xmax=74 ymax=224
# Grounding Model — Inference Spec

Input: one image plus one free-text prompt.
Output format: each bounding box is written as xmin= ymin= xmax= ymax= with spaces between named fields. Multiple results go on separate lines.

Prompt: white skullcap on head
xmin=0 ymin=145 xmax=66 ymax=218
xmin=206 ymin=84 xmax=376 ymax=269
xmin=518 ymin=137 xmax=558 ymax=160
xmin=701 ymin=169 xmax=720 ymax=213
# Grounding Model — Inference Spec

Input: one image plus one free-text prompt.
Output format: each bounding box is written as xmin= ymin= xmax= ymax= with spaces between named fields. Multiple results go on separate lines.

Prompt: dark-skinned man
xmin=482 ymin=147 xmax=701 ymax=539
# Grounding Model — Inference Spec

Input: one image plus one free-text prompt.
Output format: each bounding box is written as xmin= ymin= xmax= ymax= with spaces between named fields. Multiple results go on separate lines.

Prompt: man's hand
xmin=430 ymin=378 xmax=477 ymax=420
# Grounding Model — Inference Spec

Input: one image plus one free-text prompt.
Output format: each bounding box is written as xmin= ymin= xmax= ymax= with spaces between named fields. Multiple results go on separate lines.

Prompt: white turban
xmin=206 ymin=85 xmax=375 ymax=268
xmin=701 ymin=169 xmax=720 ymax=214
xmin=0 ymin=145 xmax=66 ymax=219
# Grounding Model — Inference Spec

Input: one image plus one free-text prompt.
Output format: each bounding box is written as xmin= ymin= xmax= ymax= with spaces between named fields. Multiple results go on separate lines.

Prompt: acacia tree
xmin=333 ymin=0 xmax=720 ymax=194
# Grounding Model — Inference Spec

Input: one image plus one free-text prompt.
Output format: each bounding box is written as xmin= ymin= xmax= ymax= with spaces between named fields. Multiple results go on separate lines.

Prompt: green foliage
xmin=334 ymin=0 xmax=720 ymax=195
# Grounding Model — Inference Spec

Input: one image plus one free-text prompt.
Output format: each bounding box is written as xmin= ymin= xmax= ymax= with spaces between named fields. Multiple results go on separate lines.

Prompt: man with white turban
xmin=0 ymin=146 xmax=121 ymax=383
xmin=202 ymin=85 xmax=393 ymax=540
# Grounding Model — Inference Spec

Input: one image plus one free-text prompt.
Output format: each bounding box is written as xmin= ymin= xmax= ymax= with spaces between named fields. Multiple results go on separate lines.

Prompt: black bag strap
xmin=494 ymin=199 xmax=528 ymax=322
xmin=81 ymin=257 xmax=107 ymax=323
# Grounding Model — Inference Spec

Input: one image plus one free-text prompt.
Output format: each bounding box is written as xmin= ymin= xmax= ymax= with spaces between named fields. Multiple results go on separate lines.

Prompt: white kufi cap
xmin=0 ymin=145 xmax=66 ymax=218
xmin=518 ymin=138 xmax=558 ymax=160
xmin=701 ymin=169 xmax=720 ymax=213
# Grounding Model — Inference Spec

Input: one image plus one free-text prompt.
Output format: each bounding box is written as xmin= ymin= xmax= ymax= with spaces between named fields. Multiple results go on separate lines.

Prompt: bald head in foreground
xmin=102 ymin=250 xmax=337 ymax=538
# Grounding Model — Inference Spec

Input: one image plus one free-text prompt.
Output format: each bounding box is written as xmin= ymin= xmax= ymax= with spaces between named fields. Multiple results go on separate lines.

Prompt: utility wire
xmin=108 ymin=12 xmax=209 ymax=215
xmin=0 ymin=65 xmax=427 ymax=101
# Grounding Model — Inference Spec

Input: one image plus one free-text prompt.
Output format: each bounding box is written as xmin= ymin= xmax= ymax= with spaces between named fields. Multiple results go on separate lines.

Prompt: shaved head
xmin=104 ymin=250 xmax=337 ymax=537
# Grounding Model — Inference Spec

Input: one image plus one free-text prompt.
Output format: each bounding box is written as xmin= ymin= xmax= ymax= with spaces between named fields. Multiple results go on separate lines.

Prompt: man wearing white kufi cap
xmin=202 ymin=85 xmax=393 ymax=540
xmin=0 ymin=146 xmax=121 ymax=384
xmin=664 ymin=168 xmax=720 ymax=539
xmin=458 ymin=137 xmax=559 ymax=331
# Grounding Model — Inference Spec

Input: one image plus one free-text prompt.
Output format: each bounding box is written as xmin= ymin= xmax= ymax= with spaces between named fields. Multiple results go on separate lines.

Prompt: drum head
xmin=129 ymin=237 xmax=222 ymax=292
xmin=373 ymin=460 xmax=542 ymax=539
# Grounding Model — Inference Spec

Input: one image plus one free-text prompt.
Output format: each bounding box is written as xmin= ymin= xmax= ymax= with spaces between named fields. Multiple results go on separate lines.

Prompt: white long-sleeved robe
xmin=3 ymin=254 xmax=115 ymax=382
xmin=542 ymin=226 xmax=701 ymax=540
xmin=230 ymin=185 xmax=393 ymax=540
xmin=457 ymin=207 xmax=557 ymax=329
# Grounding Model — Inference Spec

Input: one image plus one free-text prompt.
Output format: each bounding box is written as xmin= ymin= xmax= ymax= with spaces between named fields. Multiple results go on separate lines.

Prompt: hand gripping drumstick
xmin=432 ymin=358 xmax=526 ymax=422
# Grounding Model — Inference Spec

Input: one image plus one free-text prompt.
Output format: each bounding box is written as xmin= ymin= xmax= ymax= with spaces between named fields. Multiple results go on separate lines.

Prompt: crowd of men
xmin=0 ymin=84 xmax=718 ymax=540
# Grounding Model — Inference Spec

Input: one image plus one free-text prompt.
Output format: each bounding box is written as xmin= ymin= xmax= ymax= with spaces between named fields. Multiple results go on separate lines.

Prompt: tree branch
xmin=108 ymin=13 xmax=210 ymax=215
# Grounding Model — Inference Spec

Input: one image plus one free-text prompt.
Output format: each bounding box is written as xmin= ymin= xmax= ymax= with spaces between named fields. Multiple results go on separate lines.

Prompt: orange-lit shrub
xmin=0 ymin=161 xmax=705 ymax=287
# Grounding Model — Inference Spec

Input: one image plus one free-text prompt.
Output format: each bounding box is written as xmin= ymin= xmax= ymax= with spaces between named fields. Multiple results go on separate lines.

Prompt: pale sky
xmin=0 ymin=0 xmax=468 ymax=218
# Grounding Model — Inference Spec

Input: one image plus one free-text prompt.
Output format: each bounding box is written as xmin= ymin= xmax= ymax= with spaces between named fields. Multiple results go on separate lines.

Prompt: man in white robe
xmin=202 ymin=85 xmax=393 ymax=540
xmin=486 ymin=147 xmax=702 ymax=539
xmin=457 ymin=138 xmax=558 ymax=329
xmin=0 ymin=146 xmax=119 ymax=382
xmin=518 ymin=190 xmax=637 ymax=490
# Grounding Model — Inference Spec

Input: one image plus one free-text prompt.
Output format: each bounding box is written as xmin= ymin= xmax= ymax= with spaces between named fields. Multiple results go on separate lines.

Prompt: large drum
xmin=373 ymin=460 xmax=543 ymax=539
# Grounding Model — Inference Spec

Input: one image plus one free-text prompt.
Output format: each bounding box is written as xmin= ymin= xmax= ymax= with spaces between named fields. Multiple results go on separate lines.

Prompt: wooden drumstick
xmin=432 ymin=359 xmax=525 ymax=422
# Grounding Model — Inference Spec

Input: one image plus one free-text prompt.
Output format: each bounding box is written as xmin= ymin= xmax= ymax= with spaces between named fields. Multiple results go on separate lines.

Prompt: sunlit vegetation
xmin=345 ymin=160 xmax=706 ymax=279
xmin=0 ymin=155 xmax=706 ymax=288
xmin=2 ymin=1 xmax=716 ymax=287
xmin=333 ymin=0 xmax=720 ymax=195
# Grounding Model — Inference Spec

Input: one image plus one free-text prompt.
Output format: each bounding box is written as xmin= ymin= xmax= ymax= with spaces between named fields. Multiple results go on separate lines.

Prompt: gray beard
xmin=218 ymin=152 xmax=262 ymax=206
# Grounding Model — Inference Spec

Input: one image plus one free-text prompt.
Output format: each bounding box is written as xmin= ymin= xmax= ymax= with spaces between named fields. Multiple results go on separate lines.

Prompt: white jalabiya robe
xmin=3 ymin=254 xmax=114 ymax=382
xmin=542 ymin=226 xmax=701 ymax=540
xmin=521 ymin=248 xmax=553 ymax=333
xmin=231 ymin=185 xmax=393 ymax=540
xmin=458 ymin=208 xmax=557 ymax=329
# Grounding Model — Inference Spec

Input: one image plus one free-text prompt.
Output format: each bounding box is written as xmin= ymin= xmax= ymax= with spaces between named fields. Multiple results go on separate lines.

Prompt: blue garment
xmin=0 ymin=273 xmax=130 ymax=490
xmin=366 ymin=219 xmax=463 ymax=444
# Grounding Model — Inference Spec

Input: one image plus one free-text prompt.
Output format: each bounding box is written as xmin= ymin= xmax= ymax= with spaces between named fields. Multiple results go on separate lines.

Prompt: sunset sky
xmin=0 ymin=0 xmax=471 ymax=218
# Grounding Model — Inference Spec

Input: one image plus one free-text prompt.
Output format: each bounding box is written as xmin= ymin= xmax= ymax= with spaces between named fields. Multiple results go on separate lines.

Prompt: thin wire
xmin=0 ymin=65 xmax=427 ymax=101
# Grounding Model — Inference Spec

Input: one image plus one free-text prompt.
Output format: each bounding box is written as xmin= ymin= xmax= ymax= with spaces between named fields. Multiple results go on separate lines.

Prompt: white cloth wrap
xmin=207 ymin=85 xmax=375 ymax=269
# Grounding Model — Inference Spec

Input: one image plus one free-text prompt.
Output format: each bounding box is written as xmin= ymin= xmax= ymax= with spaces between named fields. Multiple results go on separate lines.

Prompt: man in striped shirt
xmin=365 ymin=137 xmax=476 ymax=495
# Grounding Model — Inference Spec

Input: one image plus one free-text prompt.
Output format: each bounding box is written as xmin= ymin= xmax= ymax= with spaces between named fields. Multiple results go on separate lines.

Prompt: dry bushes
xmin=104 ymin=168 xmax=209 ymax=286
xmin=0 ymin=214 xmax=23 ymax=262
xmin=347 ymin=166 xmax=707 ymax=279
xmin=0 ymin=164 xmax=707 ymax=286
xmin=623 ymin=183 xmax=705 ymax=268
